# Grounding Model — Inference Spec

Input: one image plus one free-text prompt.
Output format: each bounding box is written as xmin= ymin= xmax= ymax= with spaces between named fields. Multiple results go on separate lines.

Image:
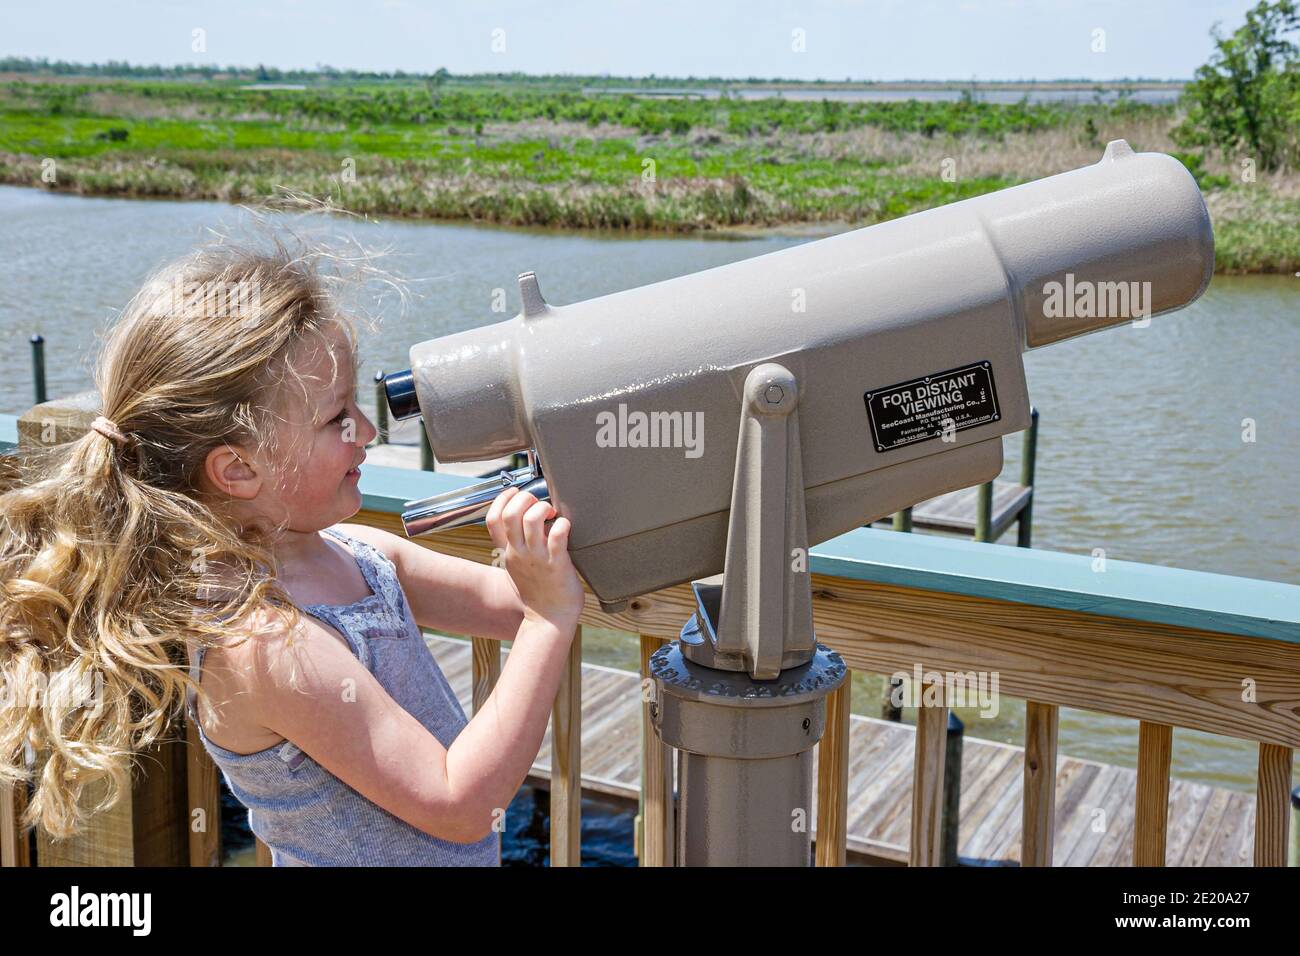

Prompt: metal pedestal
xmin=650 ymin=636 xmax=847 ymax=866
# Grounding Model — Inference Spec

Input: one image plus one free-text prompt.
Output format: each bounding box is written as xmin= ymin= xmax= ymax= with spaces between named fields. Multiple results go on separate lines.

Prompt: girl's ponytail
xmin=0 ymin=231 xmax=381 ymax=841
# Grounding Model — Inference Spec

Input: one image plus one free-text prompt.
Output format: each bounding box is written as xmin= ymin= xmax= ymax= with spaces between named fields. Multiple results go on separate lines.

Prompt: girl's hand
xmin=485 ymin=486 xmax=585 ymax=630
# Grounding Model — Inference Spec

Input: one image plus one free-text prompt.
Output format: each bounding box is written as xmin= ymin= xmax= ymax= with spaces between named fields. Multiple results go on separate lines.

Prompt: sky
xmin=1 ymin=0 xmax=1266 ymax=81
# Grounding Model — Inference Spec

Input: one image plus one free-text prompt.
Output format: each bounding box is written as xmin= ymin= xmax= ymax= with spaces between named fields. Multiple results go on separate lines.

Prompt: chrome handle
xmin=400 ymin=449 xmax=548 ymax=537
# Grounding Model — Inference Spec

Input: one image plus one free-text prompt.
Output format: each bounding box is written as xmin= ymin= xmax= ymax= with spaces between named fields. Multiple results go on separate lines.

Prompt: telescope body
xmin=398 ymin=141 xmax=1212 ymax=605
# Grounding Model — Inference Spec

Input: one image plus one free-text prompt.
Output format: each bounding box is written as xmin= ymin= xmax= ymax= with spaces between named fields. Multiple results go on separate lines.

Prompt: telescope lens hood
xmin=383 ymin=368 xmax=420 ymax=420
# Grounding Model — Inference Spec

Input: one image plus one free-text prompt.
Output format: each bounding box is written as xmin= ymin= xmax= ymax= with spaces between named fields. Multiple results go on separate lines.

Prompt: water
xmin=584 ymin=85 xmax=1184 ymax=105
xmin=1 ymin=186 xmax=1295 ymax=853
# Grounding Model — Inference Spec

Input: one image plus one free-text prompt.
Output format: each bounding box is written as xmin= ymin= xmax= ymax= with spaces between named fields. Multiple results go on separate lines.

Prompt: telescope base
xmin=648 ymin=634 xmax=848 ymax=866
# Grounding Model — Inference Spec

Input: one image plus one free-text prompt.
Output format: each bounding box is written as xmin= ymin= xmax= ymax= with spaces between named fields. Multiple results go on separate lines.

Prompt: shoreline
xmin=1 ymin=176 xmax=1291 ymax=274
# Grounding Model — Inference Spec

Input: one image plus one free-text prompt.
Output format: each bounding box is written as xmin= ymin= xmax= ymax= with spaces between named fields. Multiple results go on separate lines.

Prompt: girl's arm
xmin=336 ymin=523 xmax=531 ymax=642
xmin=233 ymin=606 xmax=576 ymax=845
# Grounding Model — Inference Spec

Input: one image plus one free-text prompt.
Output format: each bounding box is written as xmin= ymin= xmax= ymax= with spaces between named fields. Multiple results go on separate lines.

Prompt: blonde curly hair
xmin=0 ymin=225 xmax=385 ymax=841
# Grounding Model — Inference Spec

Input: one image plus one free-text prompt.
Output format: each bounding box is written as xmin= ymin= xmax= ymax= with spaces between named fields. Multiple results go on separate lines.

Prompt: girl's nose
xmin=357 ymin=407 xmax=379 ymax=445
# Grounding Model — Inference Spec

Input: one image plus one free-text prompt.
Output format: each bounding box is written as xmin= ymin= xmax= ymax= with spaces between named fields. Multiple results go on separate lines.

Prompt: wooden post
xmin=2 ymin=783 xmax=32 ymax=867
xmin=910 ymin=682 xmax=948 ymax=866
xmin=815 ymin=677 xmax=851 ymax=866
xmin=36 ymin=734 xmax=190 ymax=867
xmin=549 ymin=625 xmax=582 ymax=866
xmin=471 ymin=634 xmax=503 ymax=866
xmin=891 ymin=507 xmax=913 ymax=533
xmin=639 ymin=634 xmax=674 ymax=866
xmin=1133 ymin=721 xmax=1173 ymax=866
xmin=1021 ymin=700 xmax=1059 ymax=866
xmin=471 ymin=637 xmax=501 ymax=716
xmin=185 ymin=715 xmax=222 ymax=867
xmin=1253 ymin=743 xmax=1293 ymax=867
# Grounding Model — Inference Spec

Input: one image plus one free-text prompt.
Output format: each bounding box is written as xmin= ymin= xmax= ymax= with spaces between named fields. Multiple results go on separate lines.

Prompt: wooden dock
xmin=871 ymin=479 xmax=1032 ymax=540
xmin=427 ymin=635 xmax=1260 ymax=867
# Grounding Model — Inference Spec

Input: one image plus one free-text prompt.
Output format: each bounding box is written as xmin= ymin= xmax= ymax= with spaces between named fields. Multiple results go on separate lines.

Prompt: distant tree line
xmin=0 ymin=56 xmax=1178 ymax=89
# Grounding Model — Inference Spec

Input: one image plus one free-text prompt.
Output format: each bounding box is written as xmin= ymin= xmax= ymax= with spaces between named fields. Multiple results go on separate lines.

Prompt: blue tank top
xmin=186 ymin=525 xmax=502 ymax=866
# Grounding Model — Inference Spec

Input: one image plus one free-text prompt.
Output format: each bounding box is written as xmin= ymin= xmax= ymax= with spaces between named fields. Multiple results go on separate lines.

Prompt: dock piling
xmin=373 ymin=369 xmax=389 ymax=444
xmin=1017 ymin=407 xmax=1039 ymax=547
xmin=30 ymin=334 xmax=46 ymax=406
xmin=420 ymin=419 xmax=434 ymax=471
xmin=943 ymin=713 xmax=964 ymax=867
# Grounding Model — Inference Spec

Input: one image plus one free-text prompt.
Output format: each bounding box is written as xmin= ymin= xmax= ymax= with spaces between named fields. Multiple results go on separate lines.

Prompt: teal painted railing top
xmin=809 ymin=527 xmax=1299 ymax=644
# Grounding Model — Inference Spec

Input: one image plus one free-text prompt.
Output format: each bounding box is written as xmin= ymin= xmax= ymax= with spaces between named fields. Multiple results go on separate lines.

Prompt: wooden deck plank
xmin=1163 ymin=779 xmax=1212 ymax=866
xmin=1061 ymin=768 xmax=1132 ymax=866
xmin=846 ymin=737 xmax=915 ymax=840
xmin=1091 ymin=771 xmax=1142 ymax=866
xmin=956 ymin=743 xmax=1013 ymax=818
xmin=1050 ymin=761 xmax=1121 ymax=864
xmin=424 ymin=635 xmax=1260 ymax=867
xmin=955 ymin=749 xmax=1019 ymax=854
xmin=1180 ymin=785 xmax=1234 ymax=866
xmin=841 ymin=720 xmax=907 ymax=805
xmin=538 ymin=671 xmax=631 ymax=765
xmin=960 ymin=753 xmax=1026 ymax=860
xmin=534 ymin=667 xmax=622 ymax=753
xmin=873 ymin=761 xmax=920 ymax=848
xmin=579 ymin=696 xmax=643 ymax=778
xmin=954 ymin=743 xmax=1008 ymax=853
xmin=813 ymin=721 xmax=906 ymax=859
xmin=1203 ymin=791 xmax=1255 ymax=866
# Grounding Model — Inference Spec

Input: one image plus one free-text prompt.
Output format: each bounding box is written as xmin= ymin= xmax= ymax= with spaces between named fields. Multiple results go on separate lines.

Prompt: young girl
xmin=0 ymin=238 xmax=586 ymax=865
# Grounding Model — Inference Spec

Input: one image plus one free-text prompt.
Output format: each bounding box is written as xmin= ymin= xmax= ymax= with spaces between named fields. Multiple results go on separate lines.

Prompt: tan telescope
xmin=385 ymin=140 xmax=1213 ymax=613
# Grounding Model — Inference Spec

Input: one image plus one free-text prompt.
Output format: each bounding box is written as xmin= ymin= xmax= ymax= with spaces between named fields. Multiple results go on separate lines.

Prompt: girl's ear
xmin=202 ymin=444 xmax=261 ymax=498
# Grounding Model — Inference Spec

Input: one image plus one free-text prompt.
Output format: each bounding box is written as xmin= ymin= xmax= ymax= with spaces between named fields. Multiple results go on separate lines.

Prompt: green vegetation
xmin=1174 ymin=0 xmax=1300 ymax=172
xmin=0 ymin=61 xmax=1295 ymax=272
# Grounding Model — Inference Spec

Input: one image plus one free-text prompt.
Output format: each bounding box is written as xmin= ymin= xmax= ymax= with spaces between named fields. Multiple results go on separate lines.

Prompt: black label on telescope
xmin=864 ymin=361 xmax=1000 ymax=452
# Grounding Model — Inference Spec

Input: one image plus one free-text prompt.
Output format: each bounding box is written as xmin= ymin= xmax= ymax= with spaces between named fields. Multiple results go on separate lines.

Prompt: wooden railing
xmin=2 ymin=401 xmax=1297 ymax=867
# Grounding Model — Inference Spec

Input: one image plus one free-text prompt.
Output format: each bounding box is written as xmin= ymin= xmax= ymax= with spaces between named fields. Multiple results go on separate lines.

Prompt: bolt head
xmin=764 ymin=384 xmax=785 ymax=404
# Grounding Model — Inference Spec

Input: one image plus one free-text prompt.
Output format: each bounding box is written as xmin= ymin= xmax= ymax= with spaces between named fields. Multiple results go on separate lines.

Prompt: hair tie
xmin=90 ymin=415 xmax=128 ymax=446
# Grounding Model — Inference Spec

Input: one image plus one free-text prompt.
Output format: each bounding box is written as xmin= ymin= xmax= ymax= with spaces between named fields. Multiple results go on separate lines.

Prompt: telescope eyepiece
xmin=383 ymin=368 xmax=420 ymax=421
